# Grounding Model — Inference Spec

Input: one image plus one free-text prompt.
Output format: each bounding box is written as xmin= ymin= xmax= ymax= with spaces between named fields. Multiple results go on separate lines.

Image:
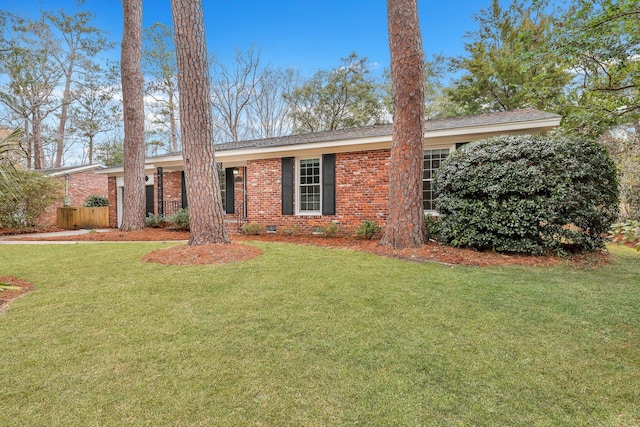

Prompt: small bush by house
xmin=355 ymin=220 xmax=382 ymax=240
xmin=145 ymin=213 xmax=166 ymax=228
xmin=84 ymin=194 xmax=109 ymax=207
xmin=241 ymin=222 xmax=265 ymax=235
xmin=168 ymin=209 xmax=190 ymax=231
xmin=435 ymin=134 xmax=619 ymax=254
xmin=322 ymin=221 xmax=341 ymax=237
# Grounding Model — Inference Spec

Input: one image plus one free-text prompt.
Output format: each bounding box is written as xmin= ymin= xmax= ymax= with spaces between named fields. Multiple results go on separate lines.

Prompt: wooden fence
xmin=57 ymin=207 xmax=109 ymax=230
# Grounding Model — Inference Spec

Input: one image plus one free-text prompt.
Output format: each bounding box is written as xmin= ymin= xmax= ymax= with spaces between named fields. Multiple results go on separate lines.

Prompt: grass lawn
xmin=0 ymin=241 xmax=639 ymax=426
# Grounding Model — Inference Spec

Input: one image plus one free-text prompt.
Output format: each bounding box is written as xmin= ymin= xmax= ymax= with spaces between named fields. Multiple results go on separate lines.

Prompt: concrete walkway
xmin=0 ymin=229 xmax=118 ymax=244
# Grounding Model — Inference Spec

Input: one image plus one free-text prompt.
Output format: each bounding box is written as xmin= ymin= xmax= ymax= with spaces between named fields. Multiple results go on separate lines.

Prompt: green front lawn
xmin=0 ymin=242 xmax=638 ymax=426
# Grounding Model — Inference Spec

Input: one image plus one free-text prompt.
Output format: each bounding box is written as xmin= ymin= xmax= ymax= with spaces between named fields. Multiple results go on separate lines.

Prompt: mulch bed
xmin=0 ymin=276 xmax=34 ymax=314
xmin=142 ymin=242 xmax=263 ymax=265
xmin=5 ymin=227 xmax=610 ymax=268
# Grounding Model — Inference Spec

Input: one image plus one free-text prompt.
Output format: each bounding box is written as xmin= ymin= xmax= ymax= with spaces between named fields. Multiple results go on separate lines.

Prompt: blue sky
xmin=5 ymin=0 xmax=490 ymax=76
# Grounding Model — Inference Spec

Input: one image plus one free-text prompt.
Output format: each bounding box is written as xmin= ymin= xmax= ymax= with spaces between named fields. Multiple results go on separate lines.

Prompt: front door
xmin=145 ymin=185 xmax=154 ymax=216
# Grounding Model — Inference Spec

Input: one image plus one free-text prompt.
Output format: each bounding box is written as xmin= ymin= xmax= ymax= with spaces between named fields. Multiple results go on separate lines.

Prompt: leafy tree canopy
xmin=285 ymin=52 xmax=386 ymax=133
xmin=552 ymin=0 xmax=640 ymax=137
xmin=446 ymin=0 xmax=572 ymax=115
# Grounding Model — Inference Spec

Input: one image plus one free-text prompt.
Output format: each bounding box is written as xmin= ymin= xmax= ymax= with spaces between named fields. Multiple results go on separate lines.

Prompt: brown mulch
xmin=234 ymin=233 xmax=609 ymax=268
xmin=6 ymin=227 xmax=610 ymax=268
xmin=142 ymin=242 xmax=263 ymax=265
xmin=0 ymin=276 xmax=34 ymax=314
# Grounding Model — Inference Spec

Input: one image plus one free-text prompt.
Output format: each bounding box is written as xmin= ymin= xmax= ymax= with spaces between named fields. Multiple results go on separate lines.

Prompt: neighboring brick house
xmin=98 ymin=109 xmax=561 ymax=233
xmin=39 ymin=164 xmax=109 ymax=226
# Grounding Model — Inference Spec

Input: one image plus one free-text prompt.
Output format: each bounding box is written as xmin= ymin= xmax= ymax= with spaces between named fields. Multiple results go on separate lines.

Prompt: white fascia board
xmin=214 ymin=135 xmax=392 ymax=161
xmin=95 ymin=166 xmax=124 ymax=175
xmin=148 ymin=155 xmax=183 ymax=167
xmin=423 ymin=117 xmax=561 ymax=143
xmin=95 ymin=156 xmax=184 ymax=176
xmin=94 ymin=164 xmax=158 ymax=176
xmin=48 ymin=164 xmax=105 ymax=176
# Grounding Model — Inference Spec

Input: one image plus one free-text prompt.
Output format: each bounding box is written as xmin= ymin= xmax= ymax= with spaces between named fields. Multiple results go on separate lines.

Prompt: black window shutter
xmin=282 ymin=157 xmax=294 ymax=215
xmin=322 ymin=153 xmax=336 ymax=216
xmin=225 ymin=168 xmax=235 ymax=214
xmin=181 ymin=171 xmax=188 ymax=209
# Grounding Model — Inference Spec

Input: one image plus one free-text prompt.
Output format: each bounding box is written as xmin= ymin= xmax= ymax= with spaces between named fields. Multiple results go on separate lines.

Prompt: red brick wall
xmin=108 ymin=177 xmax=117 ymax=228
xmin=156 ymin=170 xmax=183 ymax=215
xmin=246 ymin=158 xmax=283 ymax=227
xmin=39 ymin=170 xmax=109 ymax=226
xmin=106 ymin=149 xmax=392 ymax=234
xmin=246 ymin=149 xmax=390 ymax=234
xmin=336 ymin=149 xmax=389 ymax=229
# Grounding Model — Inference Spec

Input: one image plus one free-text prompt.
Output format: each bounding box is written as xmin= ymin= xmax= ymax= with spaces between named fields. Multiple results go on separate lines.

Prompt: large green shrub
xmin=84 ymin=194 xmax=109 ymax=207
xmin=0 ymin=170 xmax=64 ymax=228
xmin=435 ymin=135 xmax=619 ymax=254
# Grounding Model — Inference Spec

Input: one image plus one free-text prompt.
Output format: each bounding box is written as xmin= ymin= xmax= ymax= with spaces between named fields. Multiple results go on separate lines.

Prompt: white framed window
xmin=423 ymin=148 xmax=450 ymax=212
xmin=297 ymin=157 xmax=322 ymax=215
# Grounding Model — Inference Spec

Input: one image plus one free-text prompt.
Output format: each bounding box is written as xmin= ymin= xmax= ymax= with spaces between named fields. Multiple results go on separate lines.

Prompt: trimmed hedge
xmin=84 ymin=194 xmax=109 ymax=207
xmin=435 ymin=135 xmax=619 ymax=254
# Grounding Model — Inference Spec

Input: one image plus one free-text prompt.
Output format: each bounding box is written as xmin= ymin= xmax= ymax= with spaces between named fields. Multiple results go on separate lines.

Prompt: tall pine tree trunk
xmin=171 ymin=0 xmax=228 ymax=245
xmin=120 ymin=0 xmax=146 ymax=231
xmin=381 ymin=0 xmax=426 ymax=249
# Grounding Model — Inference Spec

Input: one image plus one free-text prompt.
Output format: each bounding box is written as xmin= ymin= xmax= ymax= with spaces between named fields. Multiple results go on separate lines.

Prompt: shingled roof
xmin=214 ymin=109 xmax=560 ymax=152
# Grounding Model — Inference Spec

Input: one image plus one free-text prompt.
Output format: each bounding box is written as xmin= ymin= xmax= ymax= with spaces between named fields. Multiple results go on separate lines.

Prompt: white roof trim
xmin=96 ymin=115 xmax=561 ymax=176
xmin=46 ymin=164 xmax=106 ymax=177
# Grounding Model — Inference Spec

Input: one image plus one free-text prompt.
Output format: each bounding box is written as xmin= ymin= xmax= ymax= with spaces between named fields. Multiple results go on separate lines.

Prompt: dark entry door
xmin=145 ymin=185 xmax=154 ymax=216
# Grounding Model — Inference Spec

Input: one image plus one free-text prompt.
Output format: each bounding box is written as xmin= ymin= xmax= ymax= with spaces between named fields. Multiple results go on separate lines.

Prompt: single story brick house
xmin=38 ymin=164 xmax=109 ymax=226
xmin=98 ymin=109 xmax=561 ymax=233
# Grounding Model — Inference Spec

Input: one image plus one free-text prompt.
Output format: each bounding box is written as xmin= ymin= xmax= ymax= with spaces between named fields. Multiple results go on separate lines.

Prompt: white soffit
xmin=98 ymin=115 xmax=561 ymax=173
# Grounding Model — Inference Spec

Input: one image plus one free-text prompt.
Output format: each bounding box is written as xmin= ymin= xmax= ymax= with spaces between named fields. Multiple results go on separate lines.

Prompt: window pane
xmin=299 ymin=158 xmax=321 ymax=212
xmin=423 ymin=149 xmax=449 ymax=211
